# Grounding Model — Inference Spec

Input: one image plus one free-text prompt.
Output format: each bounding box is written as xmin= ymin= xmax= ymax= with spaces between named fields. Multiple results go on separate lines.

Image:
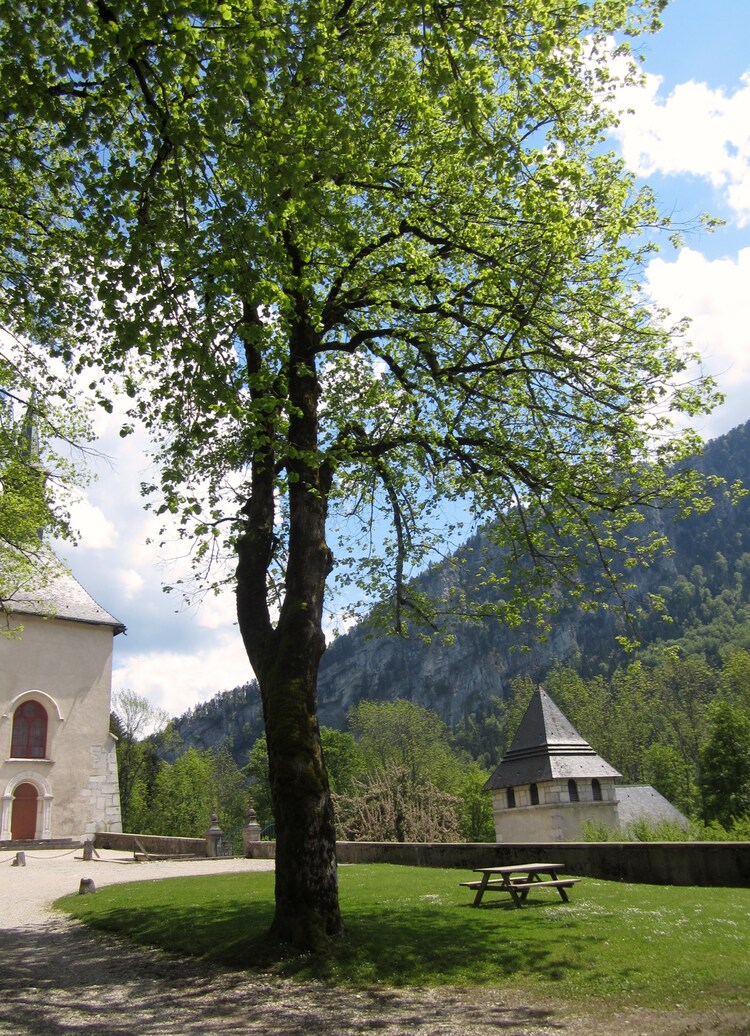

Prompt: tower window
xmin=592 ymin=778 xmax=602 ymax=802
xmin=568 ymin=779 xmax=579 ymax=803
xmin=507 ymin=787 xmax=516 ymax=809
xmin=530 ymin=783 xmax=539 ymax=805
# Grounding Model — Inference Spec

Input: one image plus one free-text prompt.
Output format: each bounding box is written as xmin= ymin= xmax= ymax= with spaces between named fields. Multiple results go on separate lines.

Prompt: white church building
xmin=0 ymin=568 xmax=124 ymax=844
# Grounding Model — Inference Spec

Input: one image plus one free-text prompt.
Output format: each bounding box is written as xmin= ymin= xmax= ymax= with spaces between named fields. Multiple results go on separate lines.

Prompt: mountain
xmin=316 ymin=421 xmax=750 ymax=727
xmin=168 ymin=420 xmax=750 ymax=762
xmin=165 ymin=682 xmax=264 ymax=764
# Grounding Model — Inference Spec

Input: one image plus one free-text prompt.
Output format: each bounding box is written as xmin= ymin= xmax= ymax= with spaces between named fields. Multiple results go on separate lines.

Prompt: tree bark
xmin=235 ymin=307 xmax=345 ymax=950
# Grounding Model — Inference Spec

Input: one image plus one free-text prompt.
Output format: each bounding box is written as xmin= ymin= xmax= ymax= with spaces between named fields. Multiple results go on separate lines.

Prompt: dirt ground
xmin=0 ymin=849 xmax=747 ymax=1036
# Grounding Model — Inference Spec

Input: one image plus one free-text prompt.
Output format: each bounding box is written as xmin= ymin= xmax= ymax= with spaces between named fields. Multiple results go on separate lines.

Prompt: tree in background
xmin=349 ymin=699 xmax=463 ymax=792
xmin=318 ymin=728 xmax=366 ymax=795
xmin=456 ymin=764 xmax=496 ymax=843
xmin=127 ymin=742 xmax=252 ymax=849
xmin=3 ymin=0 xmax=722 ymax=949
xmin=450 ymin=696 xmax=507 ymax=772
xmin=147 ymin=747 xmax=214 ymax=838
xmin=334 ymin=762 xmax=462 ymax=843
xmin=245 ymin=734 xmax=273 ymax=832
xmin=699 ymin=699 xmax=750 ymax=828
xmin=211 ymin=742 xmax=253 ymax=851
xmin=345 ymin=700 xmax=492 ymax=841
xmin=112 ymin=689 xmax=171 ymax=831
xmin=718 ymin=649 xmax=750 ymax=710
xmin=641 ymin=743 xmax=695 ymax=817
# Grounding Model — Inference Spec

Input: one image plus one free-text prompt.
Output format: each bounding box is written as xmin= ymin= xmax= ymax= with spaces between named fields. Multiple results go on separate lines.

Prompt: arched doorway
xmin=11 ymin=783 xmax=39 ymax=840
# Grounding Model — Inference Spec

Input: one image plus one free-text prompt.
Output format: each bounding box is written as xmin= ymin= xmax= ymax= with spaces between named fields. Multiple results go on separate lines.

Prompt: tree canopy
xmin=0 ymin=0 xmax=722 ymax=949
xmin=0 ymin=335 xmax=91 ymax=615
xmin=1 ymin=0 xmax=719 ymax=614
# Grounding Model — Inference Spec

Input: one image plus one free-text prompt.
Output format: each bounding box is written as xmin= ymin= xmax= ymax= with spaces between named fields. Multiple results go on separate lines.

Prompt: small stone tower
xmin=484 ymin=687 xmax=621 ymax=842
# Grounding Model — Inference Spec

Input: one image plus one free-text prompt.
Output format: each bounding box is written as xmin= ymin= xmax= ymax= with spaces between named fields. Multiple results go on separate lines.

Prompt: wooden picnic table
xmin=460 ymin=863 xmax=580 ymax=909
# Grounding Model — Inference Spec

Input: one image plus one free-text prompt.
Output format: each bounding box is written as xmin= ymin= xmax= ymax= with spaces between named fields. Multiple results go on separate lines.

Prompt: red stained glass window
xmin=11 ymin=700 xmax=48 ymax=758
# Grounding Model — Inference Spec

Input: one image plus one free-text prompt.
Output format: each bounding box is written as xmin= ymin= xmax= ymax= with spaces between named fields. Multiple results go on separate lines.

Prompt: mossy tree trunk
xmin=235 ymin=309 xmax=345 ymax=949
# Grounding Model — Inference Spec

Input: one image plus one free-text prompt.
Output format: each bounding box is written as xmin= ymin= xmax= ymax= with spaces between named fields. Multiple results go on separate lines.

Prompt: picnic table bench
xmin=460 ymin=863 xmax=580 ymax=909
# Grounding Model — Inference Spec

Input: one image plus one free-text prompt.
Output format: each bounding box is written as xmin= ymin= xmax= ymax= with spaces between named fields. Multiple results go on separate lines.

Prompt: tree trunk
xmin=259 ymin=613 xmax=344 ymax=948
xmin=235 ymin=306 xmax=345 ymax=950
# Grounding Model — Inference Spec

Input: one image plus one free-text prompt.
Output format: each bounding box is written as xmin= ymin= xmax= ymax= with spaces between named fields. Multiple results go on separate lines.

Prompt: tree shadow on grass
xmin=328 ymin=901 xmax=597 ymax=987
xmin=62 ymin=891 xmax=603 ymax=990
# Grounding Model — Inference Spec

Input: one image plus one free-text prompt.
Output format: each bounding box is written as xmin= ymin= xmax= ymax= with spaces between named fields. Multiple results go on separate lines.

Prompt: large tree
xmin=0 ymin=0 xmax=722 ymax=948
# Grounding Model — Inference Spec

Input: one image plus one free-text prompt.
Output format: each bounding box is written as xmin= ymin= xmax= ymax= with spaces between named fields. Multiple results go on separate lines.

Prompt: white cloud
xmin=113 ymin=567 xmax=146 ymax=600
xmin=112 ymin=629 xmax=254 ymax=718
xmin=195 ymin=584 xmax=239 ymax=630
xmin=612 ymin=68 xmax=750 ymax=224
xmin=67 ymin=496 xmax=118 ymax=549
xmin=645 ymin=246 xmax=750 ymax=436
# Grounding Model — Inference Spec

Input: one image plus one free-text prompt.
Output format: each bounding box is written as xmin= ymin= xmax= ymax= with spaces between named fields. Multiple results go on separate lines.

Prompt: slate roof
xmin=484 ymin=687 xmax=620 ymax=790
xmin=6 ymin=566 xmax=125 ymax=634
xmin=615 ymin=785 xmax=689 ymax=829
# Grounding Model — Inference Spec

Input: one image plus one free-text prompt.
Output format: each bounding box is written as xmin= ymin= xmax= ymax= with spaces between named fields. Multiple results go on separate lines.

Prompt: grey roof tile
xmin=484 ymin=687 xmax=620 ymax=789
xmin=6 ymin=566 xmax=125 ymax=633
xmin=616 ymin=785 xmax=689 ymax=828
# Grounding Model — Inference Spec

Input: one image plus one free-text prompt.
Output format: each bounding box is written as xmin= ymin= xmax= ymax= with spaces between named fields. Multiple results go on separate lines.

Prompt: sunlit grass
xmin=58 ymin=864 xmax=750 ymax=1009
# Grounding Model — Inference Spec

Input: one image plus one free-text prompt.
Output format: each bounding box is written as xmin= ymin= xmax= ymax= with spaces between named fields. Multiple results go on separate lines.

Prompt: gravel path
xmin=0 ymin=848 xmax=747 ymax=1036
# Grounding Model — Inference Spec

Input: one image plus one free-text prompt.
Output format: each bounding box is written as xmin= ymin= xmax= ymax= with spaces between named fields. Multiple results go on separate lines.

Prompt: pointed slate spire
xmin=484 ymin=687 xmax=620 ymax=789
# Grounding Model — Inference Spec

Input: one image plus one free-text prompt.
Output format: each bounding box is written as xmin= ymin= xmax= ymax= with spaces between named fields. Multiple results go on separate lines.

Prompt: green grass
xmin=58 ymin=864 xmax=750 ymax=1010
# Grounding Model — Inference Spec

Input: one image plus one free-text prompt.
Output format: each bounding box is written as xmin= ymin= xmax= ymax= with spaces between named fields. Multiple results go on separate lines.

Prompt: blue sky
xmin=57 ymin=0 xmax=750 ymax=719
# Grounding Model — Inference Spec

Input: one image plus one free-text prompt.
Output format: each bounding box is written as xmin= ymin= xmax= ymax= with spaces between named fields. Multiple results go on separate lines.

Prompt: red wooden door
xmin=11 ymin=783 xmax=38 ymax=840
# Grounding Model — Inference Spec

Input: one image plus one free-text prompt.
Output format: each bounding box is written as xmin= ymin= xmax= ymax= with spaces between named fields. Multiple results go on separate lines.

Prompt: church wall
xmin=0 ymin=613 xmax=122 ymax=841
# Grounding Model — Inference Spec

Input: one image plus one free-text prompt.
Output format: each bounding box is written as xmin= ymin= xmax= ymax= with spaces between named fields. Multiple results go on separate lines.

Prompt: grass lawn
xmin=58 ymin=864 xmax=750 ymax=1010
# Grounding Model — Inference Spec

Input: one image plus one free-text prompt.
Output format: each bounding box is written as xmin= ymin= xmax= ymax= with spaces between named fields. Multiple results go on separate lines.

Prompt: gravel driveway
xmin=0 ymin=847 xmax=746 ymax=1036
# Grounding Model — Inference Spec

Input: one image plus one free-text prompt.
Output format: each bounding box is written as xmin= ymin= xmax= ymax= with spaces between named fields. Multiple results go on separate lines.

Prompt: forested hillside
xmin=164 ymin=683 xmax=264 ymax=765
xmin=314 ymin=419 xmax=750 ymax=727
xmin=167 ymin=420 xmax=750 ymax=768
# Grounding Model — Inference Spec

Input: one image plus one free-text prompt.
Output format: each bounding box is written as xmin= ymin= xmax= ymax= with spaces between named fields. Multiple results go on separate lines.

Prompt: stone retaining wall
xmin=94 ymin=831 xmax=208 ymax=857
xmin=245 ymin=839 xmax=750 ymax=887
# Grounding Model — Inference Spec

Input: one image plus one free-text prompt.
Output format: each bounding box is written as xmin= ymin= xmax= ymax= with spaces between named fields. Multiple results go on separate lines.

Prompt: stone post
xmin=205 ymin=811 xmax=224 ymax=857
xmin=242 ymin=807 xmax=262 ymax=856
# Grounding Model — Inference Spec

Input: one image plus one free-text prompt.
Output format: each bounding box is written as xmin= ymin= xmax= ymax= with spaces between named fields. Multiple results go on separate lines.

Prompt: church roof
xmin=6 ymin=567 xmax=125 ymax=634
xmin=484 ymin=687 xmax=620 ymax=789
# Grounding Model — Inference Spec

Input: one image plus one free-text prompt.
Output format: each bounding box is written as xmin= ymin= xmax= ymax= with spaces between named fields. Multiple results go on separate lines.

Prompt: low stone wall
xmin=0 ymin=838 xmax=80 ymax=851
xmin=245 ymin=839 xmax=750 ymax=887
xmin=94 ymin=831 xmax=208 ymax=857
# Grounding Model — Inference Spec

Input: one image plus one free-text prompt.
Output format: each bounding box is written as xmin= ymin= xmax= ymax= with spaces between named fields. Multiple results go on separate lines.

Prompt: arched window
xmin=530 ymin=783 xmax=539 ymax=805
xmin=567 ymin=779 xmax=579 ymax=803
xmin=592 ymin=778 xmax=602 ymax=802
xmin=11 ymin=700 xmax=48 ymax=759
xmin=506 ymin=787 xmax=516 ymax=809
